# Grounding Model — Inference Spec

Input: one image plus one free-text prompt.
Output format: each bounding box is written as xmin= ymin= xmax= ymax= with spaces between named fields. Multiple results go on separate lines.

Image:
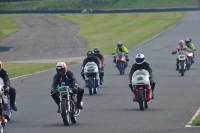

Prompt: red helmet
xmin=178 ymin=40 xmax=185 ymax=48
xmin=56 ymin=62 xmax=68 ymax=76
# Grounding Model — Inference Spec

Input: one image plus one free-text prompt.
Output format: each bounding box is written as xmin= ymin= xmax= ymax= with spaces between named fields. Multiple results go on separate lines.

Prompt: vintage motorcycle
xmin=114 ymin=52 xmax=127 ymax=75
xmin=0 ymin=78 xmax=6 ymax=133
xmin=0 ymin=78 xmax=12 ymax=122
xmin=58 ymin=84 xmax=81 ymax=126
xmin=177 ymin=51 xmax=187 ymax=76
xmin=131 ymin=69 xmax=152 ymax=111
xmin=83 ymin=62 xmax=99 ymax=95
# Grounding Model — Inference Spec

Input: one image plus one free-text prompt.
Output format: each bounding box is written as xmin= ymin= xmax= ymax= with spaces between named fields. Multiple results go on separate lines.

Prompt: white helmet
xmin=135 ymin=53 xmax=145 ymax=64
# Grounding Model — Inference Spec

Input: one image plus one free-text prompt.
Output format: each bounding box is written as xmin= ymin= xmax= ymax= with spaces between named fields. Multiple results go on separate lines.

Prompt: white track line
xmin=11 ymin=69 xmax=53 ymax=80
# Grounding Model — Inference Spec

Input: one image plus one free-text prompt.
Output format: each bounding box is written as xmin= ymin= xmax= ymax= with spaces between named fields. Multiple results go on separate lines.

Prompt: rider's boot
xmin=10 ymin=93 xmax=18 ymax=111
xmin=187 ymin=64 xmax=190 ymax=70
xmin=57 ymin=105 xmax=61 ymax=113
xmin=151 ymin=93 xmax=154 ymax=99
xmin=76 ymin=90 xmax=84 ymax=109
xmin=100 ymin=73 xmax=104 ymax=85
xmin=100 ymin=78 xmax=103 ymax=85
xmin=126 ymin=58 xmax=129 ymax=67
xmin=51 ymin=92 xmax=60 ymax=113
xmin=191 ymin=58 xmax=194 ymax=63
xmin=85 ymin=81 xmax=88 ymax=87
xmin=176 ymin=64 xmax=179 ymax=71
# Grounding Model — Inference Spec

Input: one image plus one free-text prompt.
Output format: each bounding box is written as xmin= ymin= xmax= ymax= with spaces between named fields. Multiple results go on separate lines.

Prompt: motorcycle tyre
xmin=88 ymin=77 xmax=94 ymax=95
xmin=61 ymin=100 xmax=70 ymax=126
xmin=138 ymin=90 xmax=144 ymax=111
xmin=180 ymin=61 xmax=184 ymax=76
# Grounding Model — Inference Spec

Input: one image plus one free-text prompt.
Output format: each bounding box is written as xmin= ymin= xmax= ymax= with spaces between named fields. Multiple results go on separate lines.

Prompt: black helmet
xmin=185 ymin=38 xmax=191 ymax=44
xmin=93 ymin=48 xmax=100 ymax=54
xmin=87 ymin=50 xmax=94 ymax=58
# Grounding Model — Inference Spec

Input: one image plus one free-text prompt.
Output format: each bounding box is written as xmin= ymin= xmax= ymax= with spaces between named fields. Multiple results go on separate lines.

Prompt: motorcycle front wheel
xmin=117 ymin=62 xmax=123 ymax=75
xmin=138 ymin=90 xmax=144 ymax=111
xmin=88 ymin=77 xmax=94 ymax=95
xmin=61 ymin=100 xmax=70 ymax=126
xmin=180 ymin=61 xmax=184 ymax=76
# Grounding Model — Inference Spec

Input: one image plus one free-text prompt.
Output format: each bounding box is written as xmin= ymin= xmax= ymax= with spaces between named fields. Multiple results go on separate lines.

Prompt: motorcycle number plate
xmin=58 ymin=87 xmax=68 ymax=92
xmin=88 ymin=66 xmax=95 ymax=69
xmin=178 ymin=55 xmax=185 ymax=60
xmin=137 ymin=76 xmax=144 ymax=81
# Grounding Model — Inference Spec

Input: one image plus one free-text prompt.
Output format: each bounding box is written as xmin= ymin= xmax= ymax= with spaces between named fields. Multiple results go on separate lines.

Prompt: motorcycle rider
xmin=185 ymin=38 xmax=196 ymax=63
xmin=93 ymin=48 xmax=105 ymax=85
xmin=0 ymin=61 xmax=18 ymax=111
xmin=172 ymin=40 xmax=192 ymax=70
xmin=51 ymin=62 xmax=84 ymax=113
xmin=112 ymin=41 xmax=129 ymax=65
xmin=81 ymin=50 xmax=101 ymax=84
xmin=129 ymin=54 xmax=156 ymax=99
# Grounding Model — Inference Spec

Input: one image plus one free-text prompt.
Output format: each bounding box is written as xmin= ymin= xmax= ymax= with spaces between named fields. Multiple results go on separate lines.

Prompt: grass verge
xmin=0 ymin=14 xmax=23 ymax=40
xmin=192 ymin=114 xmax=200 ymax=126
xmin=3 ymin=62 xmax=74 ymax=78
xmin=59 ymin=12 xmax=187 ymax=55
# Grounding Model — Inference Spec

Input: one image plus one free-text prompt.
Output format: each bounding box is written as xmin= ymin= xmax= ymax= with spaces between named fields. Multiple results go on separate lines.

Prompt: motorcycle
xmin=0 ymin=78 xmax=12 ymax=122
xmin=177 ymin=51 xmax=187 ymax=76
xmin=58 ymin=83 xmax=81 ymax=126
xmin=115 ymin=52 xmax=127 ymax=75
xmin=187 ymin=52 xmax=194 ymax=69
xmin=83 ymin=62 xmax=99 ymax=95
xmin=0 ymin=78 xmax=6 ymax=133
xmin=131 ymin=69 xmax=152 ymax=111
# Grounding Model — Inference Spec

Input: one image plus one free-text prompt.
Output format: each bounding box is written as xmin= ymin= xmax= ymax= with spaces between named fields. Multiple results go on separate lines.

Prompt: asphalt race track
xmin=4 ymin=12 xmax=200 ymax=133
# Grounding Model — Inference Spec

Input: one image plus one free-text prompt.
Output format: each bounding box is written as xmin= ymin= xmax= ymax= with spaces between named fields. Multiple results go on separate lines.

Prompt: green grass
xmin=192 ymin=114 xmax=200 ymax=126
xmin=59 ymin=12 xmax=187 ymax=55
xmin=0 ymin=0 xmax=199 ymax=11
xmin=3 ymin=62 xmax=74 ymax=78
xmin=0 ymin=14 xmax=22 ymax=40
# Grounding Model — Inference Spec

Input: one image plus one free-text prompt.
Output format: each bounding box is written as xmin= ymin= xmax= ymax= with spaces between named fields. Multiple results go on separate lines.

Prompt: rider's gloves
xmin=50 ymin=88 xmax=57 ymax=95
xmin=100 ymin=66 xmax=104 ymax=71
xmin=172 ymin=51 xmax=176 ymax=54
xmin=81 ymin=70 xmax=84 ymax=75
xmin=4 ymin=86 xmax=9 ymax=94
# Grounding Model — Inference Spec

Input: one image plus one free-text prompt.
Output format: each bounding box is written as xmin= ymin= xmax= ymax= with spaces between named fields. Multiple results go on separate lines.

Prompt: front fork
xmin=59 ymin=93 xmax=70 ymax=114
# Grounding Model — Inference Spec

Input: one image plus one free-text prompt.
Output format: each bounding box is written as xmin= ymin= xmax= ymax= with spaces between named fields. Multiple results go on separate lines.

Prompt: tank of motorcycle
xmin=131 ymin=69 xmax=150 ymax=86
